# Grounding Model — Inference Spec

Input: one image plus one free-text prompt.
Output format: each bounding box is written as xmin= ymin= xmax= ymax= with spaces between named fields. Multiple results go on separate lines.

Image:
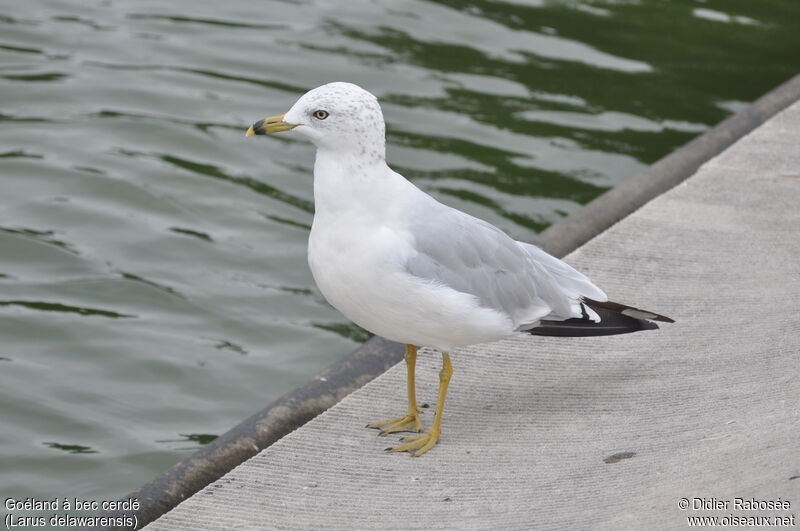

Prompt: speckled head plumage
xmin=278 ymin=82 xmax=386 ymax=160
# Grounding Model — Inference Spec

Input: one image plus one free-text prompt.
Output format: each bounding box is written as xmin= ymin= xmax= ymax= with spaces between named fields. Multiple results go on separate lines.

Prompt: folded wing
xmin=403 ymin=205 xmax=607 ymax=331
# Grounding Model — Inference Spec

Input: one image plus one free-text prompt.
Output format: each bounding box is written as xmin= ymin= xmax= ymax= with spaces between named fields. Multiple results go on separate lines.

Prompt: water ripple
xmin=0 ymin=43 xmax=43 ymax=54
xmin=92 ymin=109 xmax=241 ymax=135
xmin=119 ymin=272 xmax=182 ymax=298
xmin=51 ymin=15 xmax=114 ymax=31
xmin=157 ymin=154 xmax=314 ymax=214
xmin=44 ymin=442 xmax=98 ymax=455
xmin=0 ymin=226 xmax=77 ymax=253
xmin=85 ymin=60 xmax=307 ymax=95
xmin=0 ymin=300 xmax=135 ymax=319
xmin=1 ymin=72 xmax=68 ymax=82
xmin=169 ymin=227 xmax=213 ymax=242
xmin=312 ymin=322 xmax=373 ymax=343
xmin=0 ymin=113 xmax=51 ymax=123
xmin=0 ymin=150 xmax=44 ymax=159
xmin=128 ymin=13 xmax=286 ymax=30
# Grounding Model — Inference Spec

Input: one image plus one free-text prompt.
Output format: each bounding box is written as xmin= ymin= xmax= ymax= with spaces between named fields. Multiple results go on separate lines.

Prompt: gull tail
xmin=529 ymin=298 xmax=674 ymax=337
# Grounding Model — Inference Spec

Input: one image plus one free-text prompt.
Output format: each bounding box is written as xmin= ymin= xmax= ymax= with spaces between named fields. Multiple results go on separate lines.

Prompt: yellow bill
xmin=245 ymin=114 xmax=298 ymax=136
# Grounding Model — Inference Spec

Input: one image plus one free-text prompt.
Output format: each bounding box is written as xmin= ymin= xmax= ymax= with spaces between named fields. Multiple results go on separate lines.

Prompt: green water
xmin=1 ymin=0 xmax=798 ymax=507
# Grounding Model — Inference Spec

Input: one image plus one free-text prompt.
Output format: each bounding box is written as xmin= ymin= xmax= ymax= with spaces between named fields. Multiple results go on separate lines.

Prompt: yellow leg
xmin=387 ymin=352 xmax=452 ymax=457
xmin=367 ymin=344 xmax=424 ymax=435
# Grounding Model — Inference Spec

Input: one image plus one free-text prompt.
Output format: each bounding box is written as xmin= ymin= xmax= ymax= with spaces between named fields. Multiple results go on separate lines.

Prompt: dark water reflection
xmin=1 ymin=0 xmax=798 ymax=502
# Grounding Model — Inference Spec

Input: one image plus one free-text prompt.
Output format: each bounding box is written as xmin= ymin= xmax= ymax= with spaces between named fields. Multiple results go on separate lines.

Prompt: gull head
xmin=246 ymin=82 xmax=386 ymax=160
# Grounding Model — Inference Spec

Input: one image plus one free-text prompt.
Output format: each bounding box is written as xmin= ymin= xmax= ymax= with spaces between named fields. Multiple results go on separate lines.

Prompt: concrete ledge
xmin=100 ymin=73 xmax=800 ymax=530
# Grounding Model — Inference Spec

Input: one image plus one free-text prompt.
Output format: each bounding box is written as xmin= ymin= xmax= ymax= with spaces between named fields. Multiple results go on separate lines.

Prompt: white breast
xmin=307 ymin=158 xmax=513 ymax=351
xmin=308 ymin=184 xmax=513 ymax=351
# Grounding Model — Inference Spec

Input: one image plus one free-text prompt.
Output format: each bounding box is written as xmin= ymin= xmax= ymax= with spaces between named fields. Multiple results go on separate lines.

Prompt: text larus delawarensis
xmin=246 ymin=82 xmax=673 ymax=456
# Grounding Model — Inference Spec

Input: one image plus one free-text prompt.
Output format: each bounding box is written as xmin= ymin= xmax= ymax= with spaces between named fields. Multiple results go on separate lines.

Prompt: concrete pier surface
xmin=143 ymin=99 xmax=800 ymax=529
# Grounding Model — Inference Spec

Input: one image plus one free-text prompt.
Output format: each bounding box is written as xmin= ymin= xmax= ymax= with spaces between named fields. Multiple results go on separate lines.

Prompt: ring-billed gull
xmin=246 ymin=82 xmax=673 ymax=456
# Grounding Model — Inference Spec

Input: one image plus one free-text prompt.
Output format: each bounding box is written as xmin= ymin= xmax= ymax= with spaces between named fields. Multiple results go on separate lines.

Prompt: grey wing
xmin=517 ymin=242 xmax=607 ymax=309
xmin=404 ymin=207 xmax=553 ymax=329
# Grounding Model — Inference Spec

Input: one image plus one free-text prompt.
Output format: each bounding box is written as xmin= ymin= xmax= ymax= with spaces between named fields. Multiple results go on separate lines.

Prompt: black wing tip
xmin=528 ymin=298 xmax=673 ymax=338
xmin=529 ymin=316 xmax=658 ymax=337
xmin=583 ymin=297 xmax=675 ymax=324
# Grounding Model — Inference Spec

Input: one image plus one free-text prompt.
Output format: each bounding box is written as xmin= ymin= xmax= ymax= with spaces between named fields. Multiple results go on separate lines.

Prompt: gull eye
xmin=313 ymin=109 xmax=329 ymax=120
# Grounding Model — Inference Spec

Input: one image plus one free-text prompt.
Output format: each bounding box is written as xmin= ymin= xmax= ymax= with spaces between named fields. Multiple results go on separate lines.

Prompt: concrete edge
xmin=97 ymin=73 xmax=800 ymax=531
